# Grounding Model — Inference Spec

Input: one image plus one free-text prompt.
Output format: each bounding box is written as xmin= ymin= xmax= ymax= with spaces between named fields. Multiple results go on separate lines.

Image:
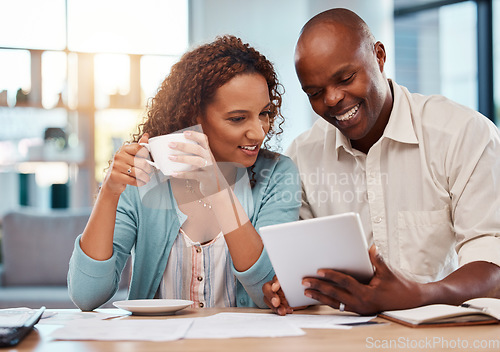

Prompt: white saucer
xmin=113 ymin=299 xmax=194 ymax=315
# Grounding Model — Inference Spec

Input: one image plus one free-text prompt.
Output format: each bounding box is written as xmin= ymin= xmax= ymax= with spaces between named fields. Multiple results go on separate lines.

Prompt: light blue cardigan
xmin=68 ymin=153 xmax=301 ymax=311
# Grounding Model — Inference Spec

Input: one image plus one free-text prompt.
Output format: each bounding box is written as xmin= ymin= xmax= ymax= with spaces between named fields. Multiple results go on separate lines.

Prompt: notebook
xmin=379 ymin=298 xmax=500 ymax=327
xmin=260 ymin=212 xmax=374 ymax=307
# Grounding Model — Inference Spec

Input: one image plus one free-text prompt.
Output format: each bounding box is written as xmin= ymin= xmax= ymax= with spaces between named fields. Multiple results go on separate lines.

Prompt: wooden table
xmin=8 ymin=306 xmax=500 ymax=352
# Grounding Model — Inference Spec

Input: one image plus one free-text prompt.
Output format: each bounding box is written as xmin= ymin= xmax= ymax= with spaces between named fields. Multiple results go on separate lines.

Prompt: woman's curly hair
xmin=132 ymin=35 xmax=284 ymax=152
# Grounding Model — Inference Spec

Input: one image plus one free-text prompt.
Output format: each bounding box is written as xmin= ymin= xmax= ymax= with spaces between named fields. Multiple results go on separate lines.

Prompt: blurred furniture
xmin=0 ymin=207 xmax=129 ymax=309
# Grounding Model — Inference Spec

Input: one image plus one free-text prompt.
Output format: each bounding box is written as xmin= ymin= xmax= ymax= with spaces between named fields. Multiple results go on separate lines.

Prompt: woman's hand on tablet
xmin=263 ymin=276 xmax=295 ymax=316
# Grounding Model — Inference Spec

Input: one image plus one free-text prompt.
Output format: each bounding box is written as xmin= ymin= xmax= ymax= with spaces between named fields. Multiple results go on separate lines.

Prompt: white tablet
xmin=260 ymin=212 xmax=374 ymax=307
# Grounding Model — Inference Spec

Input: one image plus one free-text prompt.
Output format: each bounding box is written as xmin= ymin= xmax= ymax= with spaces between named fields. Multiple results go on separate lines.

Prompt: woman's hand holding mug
xmin=101 ymin=134 xmax=152 ymax=197
xmin=139 ymin=133 xmax=198 ymax=176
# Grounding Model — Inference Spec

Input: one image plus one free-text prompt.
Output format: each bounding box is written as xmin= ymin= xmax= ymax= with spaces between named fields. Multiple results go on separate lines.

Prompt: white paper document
xmin=50 ymin=318 xmax=194 ymax=341
xmin=282 ymin=314 xmax=376 ymax=329
xmin=48 ymin=311 xmax=376 ymax=341
xmin=39 ymin=309 xmax=126 ymax=325
xmin=185 ymin=313 xmax=305 ymax=339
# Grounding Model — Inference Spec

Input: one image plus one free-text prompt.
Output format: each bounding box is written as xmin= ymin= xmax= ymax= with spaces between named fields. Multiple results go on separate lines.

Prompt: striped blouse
xmin=159 ymin=228 xmax=237 ymax=308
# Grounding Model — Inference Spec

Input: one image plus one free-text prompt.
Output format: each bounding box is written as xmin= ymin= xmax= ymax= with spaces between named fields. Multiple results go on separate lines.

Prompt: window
xmin=67 ymin=0 xmax=188 ymax=55
xmin=494 ymin=0 xmax=500 ymax=124
xmin=0 ymin=0 xmax=66 ymax=50
xmin=0 ymin=50 xmax=31 ymax=108
xmin=395 ymin=0 xmax=497 ymax=124
xmin=0 ymin=0 xmax=188 ymax=208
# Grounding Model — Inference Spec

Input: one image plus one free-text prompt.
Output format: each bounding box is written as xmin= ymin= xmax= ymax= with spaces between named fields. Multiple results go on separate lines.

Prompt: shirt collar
xmin=334 ymin=79 xmax=418 ymax=158
xmin=383 ymin=79 xmax=419 ymax=145
xmin=334 ymin=125 xmax=355 ymax=158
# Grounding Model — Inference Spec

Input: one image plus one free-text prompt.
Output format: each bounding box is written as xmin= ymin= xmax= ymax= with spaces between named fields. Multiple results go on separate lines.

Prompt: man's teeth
xmin=336 ymin=104 xmax=360 ymax=121
xmin=240 ymin=145 xmax=257 ymax=151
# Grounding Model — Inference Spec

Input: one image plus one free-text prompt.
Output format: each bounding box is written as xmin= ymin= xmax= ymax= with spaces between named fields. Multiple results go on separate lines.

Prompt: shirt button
xmin=197 ymin=276 xmax=203 ymax=282
xmin=196 ymin=247 xmax=202 ymax=253
xmin=199 ymin=302 xmax=204 ymax=308
xmin=373 ymin=216 xmax=382 ymax=224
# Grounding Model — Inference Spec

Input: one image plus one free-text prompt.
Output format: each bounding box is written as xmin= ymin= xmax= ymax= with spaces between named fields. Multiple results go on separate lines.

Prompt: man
xmin=263 ymin=8 xmax=500 ymax=316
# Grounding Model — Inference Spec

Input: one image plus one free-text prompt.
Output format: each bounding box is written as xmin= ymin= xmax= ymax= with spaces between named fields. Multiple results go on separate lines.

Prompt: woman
xmin=68 ymin=35 xmax=301 ymax=311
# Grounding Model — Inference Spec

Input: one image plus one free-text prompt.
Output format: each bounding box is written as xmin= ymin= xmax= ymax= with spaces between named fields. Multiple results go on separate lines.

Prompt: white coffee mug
xmin=140 ymin=133 xmax=197 ymax=176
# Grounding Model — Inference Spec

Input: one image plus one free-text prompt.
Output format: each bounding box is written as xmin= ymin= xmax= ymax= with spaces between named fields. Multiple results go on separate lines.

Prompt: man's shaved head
xmin=298 ymin=8 xmax=375 ymax=50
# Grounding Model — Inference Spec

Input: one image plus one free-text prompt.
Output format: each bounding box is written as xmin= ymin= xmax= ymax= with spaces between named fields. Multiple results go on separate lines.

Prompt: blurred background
xmin=0 ymin=0 xmax=499 ymax=214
